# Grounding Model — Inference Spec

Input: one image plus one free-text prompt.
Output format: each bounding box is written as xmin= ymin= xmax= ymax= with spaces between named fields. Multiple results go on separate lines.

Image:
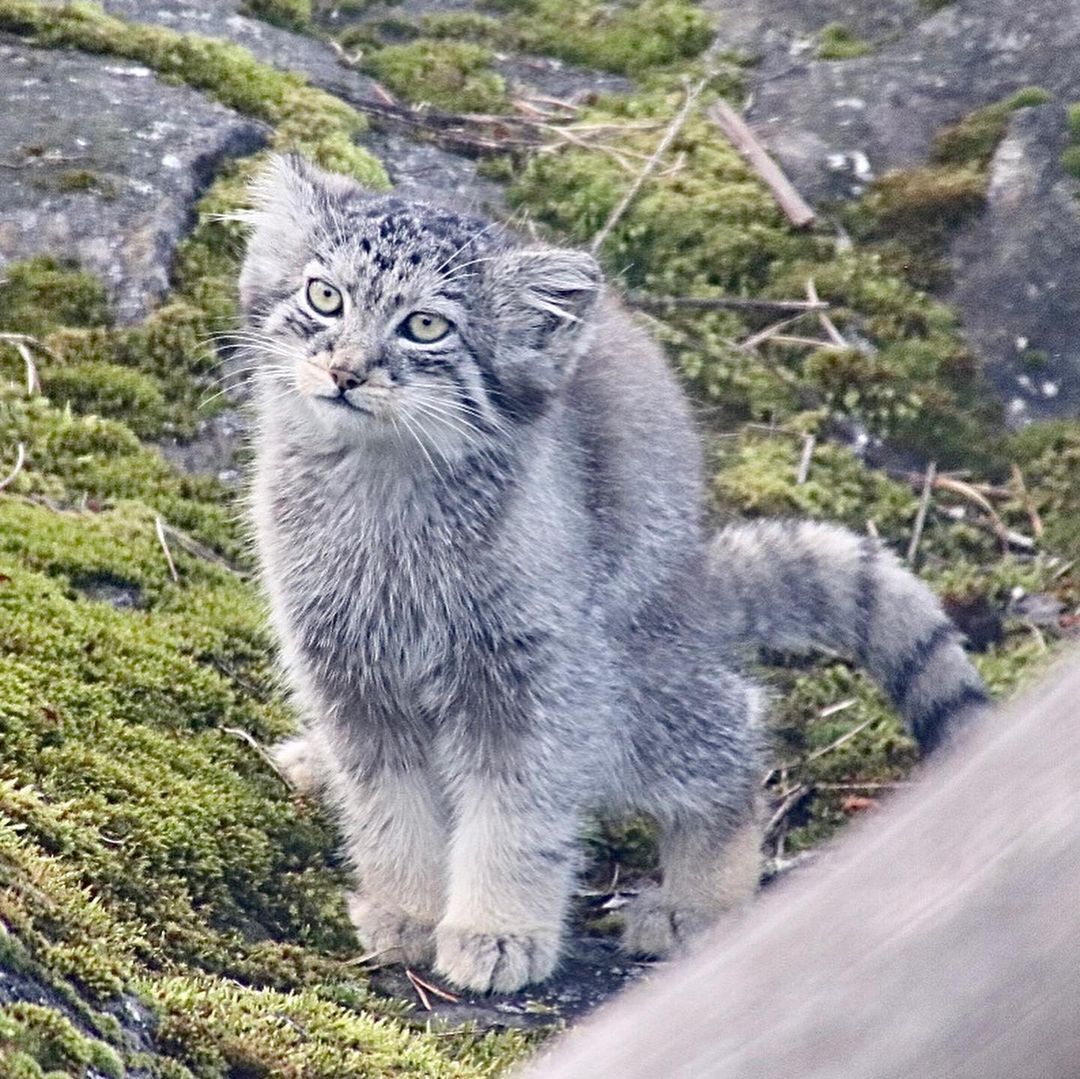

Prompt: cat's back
xmin=565 ymin=292 xmax=706 ymax=612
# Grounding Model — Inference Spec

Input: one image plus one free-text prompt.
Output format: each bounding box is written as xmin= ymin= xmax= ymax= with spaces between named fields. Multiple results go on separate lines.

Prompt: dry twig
xmin=220 ymin=726 xmax=296 ymax=790
xmin=405 ymin=969 xmax=459 ymax=1010
xmin=709 ymin=101 xmax=816 ymax=228
xmin=796 ymin=433 xmax=816 ymax=485
xmin=1010 ymin=463 xmax=1044 ymax=539
xmin=806 ymin=278 xmax=846 ymax=346
xmin=906 ymin=461 xmax=937 ymax=564
xmin=626 ymin=294 xmax=830 ymax=314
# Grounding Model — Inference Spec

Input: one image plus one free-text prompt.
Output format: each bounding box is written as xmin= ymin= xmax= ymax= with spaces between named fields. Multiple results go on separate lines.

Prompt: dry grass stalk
xmin=154 ymin=514 xmax=180 ymax=583
xmin=590 ymin=74 xmax=710 ymax=254
xmin=0 ymin=443 xmax=26 ymax=492
xmin=906 ymin=461 xmax=937 ymax=564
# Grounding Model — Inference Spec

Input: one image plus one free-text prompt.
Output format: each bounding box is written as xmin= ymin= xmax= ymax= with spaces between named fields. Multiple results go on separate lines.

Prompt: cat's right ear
xmin=238 ymin=154 xmax=353 ymax=318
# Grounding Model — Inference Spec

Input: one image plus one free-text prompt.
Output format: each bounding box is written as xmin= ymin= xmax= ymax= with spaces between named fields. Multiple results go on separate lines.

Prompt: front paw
xmin=347 ymin=891 xmax=435 ymax=965
xmin=270 ymin=733 xmax=323 ymax=794
xmin=434 ymin=923 xmax=561 ymax=993
xmin=619 ymin=885 xmax=714 ymax=958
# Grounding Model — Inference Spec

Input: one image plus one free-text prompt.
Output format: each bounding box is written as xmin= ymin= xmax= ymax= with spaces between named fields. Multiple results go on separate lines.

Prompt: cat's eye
xmin=400 ymin=311 xmax=451 ymax=344
xmin=306 ymin=278 xmax=344 ymax=317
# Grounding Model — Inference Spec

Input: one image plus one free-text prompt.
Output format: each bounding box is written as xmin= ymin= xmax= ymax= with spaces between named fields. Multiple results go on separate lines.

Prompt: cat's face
xmin=237 ymin=155 xmax=600 ymax=461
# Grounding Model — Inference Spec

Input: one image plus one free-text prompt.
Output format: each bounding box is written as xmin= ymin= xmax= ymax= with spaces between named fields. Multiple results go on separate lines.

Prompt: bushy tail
xmin=709 ymin=520 xmax=989 ymax=754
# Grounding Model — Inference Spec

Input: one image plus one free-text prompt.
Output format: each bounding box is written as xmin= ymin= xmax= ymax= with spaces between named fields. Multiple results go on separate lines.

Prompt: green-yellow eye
xmin=400 ymin=311 xmax=451 ymax=344
xmin=306 ymin=278 xmax=344 ymax=317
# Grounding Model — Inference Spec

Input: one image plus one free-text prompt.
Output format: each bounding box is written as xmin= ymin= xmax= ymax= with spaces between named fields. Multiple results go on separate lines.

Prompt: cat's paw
xmin=347 ymin=892 xmax=436 ymax=965
xmin=434 ymin=923 xmax=560 ymax=993
xmin=270 ymin=734 xmax=323 ymax=795
xmin=619 ymin=886 xmax=713 ymax=958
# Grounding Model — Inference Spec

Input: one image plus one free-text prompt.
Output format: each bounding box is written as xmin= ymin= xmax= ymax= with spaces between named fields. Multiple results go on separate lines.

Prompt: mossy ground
xmin=2 ymin=1 xmax=1079 ymax=1075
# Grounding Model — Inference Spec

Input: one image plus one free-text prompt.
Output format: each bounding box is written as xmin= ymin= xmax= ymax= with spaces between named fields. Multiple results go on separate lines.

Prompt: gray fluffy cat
xmin=240 ymin=154 xmax=988 ymax=993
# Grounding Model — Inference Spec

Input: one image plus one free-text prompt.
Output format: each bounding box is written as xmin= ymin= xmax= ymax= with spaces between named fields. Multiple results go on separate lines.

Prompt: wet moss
xmin=0 ymin=1004 xmax=123 ymax=1078
xmin=816 ymin=23 xmax=872 ymax=61
xmin=363 ymin=40 xmax=509 ymax=113
xmin=420 ymin=12 xmax=503 ymax=43
xmin=241 ymin=0 xmax=312 ymax=32
xmin=482 ymin=0 xmax=712 ymax=75
xmin=932 ymin=87 xmax=1052 ymax=168
xmin=0 ymin=257 xmax=111 ymax=338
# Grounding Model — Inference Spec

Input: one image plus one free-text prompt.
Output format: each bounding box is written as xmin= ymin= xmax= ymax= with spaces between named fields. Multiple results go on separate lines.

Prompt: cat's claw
xmin=434 ymin=924 xmax=560 ymax=993
xmin=347 ymin=892 xmax=436 ymax=965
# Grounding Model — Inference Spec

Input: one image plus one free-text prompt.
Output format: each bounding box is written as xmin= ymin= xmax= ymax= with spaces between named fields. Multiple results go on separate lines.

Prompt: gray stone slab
xmin=0 ymin=40 xmax=267 ymax=321
xmin=729 ymin=0 xmax=1080 ymax=202
xmin=948 ymin=105 xmax=1080 ymax=421
xmin=102 ymin=0 xmax=382 ymax=104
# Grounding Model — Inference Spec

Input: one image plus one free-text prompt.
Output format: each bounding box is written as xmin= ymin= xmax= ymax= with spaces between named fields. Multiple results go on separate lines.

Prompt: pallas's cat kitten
xmin=242 ymin=155 xmax=987 ymax=993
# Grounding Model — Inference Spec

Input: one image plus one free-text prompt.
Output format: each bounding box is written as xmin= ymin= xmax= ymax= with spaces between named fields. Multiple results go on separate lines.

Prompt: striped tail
xmin=708 ymin=520 xmax=990 ymax=754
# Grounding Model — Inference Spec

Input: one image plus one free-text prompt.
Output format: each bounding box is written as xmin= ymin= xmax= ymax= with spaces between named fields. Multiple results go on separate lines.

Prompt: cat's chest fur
xmin=254 ymin=440 xmax=554 ymax=722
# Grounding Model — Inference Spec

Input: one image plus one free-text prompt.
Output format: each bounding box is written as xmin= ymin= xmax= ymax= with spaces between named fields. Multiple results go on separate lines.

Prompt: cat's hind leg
xmin=621 ymin=811 xmax=762 ymax=957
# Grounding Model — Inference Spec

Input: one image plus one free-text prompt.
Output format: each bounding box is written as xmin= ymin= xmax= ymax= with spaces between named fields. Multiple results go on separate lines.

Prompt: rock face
xmin=0 ymin=39 xmax=267 ymax=322
xmin=722 ymin=0 xmax=1080 ymax=202
xmin=949 ymin=105 xmax=1080 ymax=420
xmin=101 ymin=0 xmax=382 ymax=105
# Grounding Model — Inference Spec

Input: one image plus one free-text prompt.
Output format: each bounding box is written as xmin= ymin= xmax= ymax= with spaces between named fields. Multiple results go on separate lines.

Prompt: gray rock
xmin=708 ymin=0 xmax=924 ymax=61
xmin=365 ymin=129 xmax=506 ymax=212
xmin=0 ymin=40 xmax=267 ymax=322
xmin=948 ymin=106 xmax=1080 ymax=420
xmin=728 ymin=0 xmax=1080 ymax=203
xmin=101 ymin=0 xmax=382 ymax=105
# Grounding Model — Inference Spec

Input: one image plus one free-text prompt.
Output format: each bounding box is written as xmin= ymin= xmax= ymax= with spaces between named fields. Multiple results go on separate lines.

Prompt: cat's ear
xmin=238 ymin=154 xmax=356 ymax=317
xmin=483 ymin=247 xmax=602 ymax=386
xmin=488 ymin=247 xmax=601 ymax=333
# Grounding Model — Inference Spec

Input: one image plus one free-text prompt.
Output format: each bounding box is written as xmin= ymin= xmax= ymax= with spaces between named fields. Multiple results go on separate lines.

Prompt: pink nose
xmin=328 ymin=367 xmax=364 ymax=392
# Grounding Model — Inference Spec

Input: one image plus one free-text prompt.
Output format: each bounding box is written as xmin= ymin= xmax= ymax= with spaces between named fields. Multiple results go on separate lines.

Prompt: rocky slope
xmin=0 ymin=0 xmax=1078 ymax=1075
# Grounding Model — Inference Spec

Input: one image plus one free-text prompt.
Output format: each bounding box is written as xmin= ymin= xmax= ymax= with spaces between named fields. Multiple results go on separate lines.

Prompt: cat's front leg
xmin=434 ymin=774 xmax=581 ymax=993
xmin=328 ymin=764 xmax=449 ymax=965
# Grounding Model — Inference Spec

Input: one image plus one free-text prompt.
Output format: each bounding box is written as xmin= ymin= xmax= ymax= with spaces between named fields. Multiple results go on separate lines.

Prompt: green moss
xmin=1066 ymin=102 xmax=1080 ymax=143
xmin=1062 ymin=145 xmax=1080 ymax=179
xmin=489 ymin=0 xmax=713 ymax=75
xmin=1006 ymin=421 xmax=1080 ymax=563
xmin=419 ymin=11 xmax=502 ymax=43
xmin=362 ymin=40 xmax=508 ymax=113
xmin=241 ymin=0 xmax=311 ymax=32
xmin=0 ymin=257 xmax=111 ymax=337
xmin=0 ymin=1004 xmax=123 ymax=1078
xmin=816 ymin=22 xmax=873 ymax=61
xmin=54 ymin=169 xmax=116 ymax=198
xmin=848 ymin=164 xmax=986 ymax=247
xmin=932 ymin=87 xmax=1052 ymax=168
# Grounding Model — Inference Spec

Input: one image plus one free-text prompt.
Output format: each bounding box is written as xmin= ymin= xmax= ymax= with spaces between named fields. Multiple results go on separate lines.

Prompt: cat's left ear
xmin=484 ymin=247 xmax=602 ymax=371
xmin=239 ymin=154 xmax=358 ymax=317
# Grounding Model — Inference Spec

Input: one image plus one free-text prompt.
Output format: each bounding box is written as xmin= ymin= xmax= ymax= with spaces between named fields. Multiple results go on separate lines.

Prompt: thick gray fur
xmin=241 ymin=155 xmax=988 ymax=994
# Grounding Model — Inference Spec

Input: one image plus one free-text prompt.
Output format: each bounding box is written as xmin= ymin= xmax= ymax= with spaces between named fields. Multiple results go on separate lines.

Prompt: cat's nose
xmin=328 ymin=367 xmax=364 ymax=392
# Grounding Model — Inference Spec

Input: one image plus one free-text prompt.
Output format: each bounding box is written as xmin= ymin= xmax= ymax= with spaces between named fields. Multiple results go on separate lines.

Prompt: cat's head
xmin=237 ymin=154 xmax=600 ymax=457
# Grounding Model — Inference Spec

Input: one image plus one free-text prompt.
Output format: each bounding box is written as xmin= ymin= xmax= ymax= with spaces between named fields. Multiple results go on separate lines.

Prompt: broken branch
xmin=709 ymin=101 xmax=816 ymax=228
